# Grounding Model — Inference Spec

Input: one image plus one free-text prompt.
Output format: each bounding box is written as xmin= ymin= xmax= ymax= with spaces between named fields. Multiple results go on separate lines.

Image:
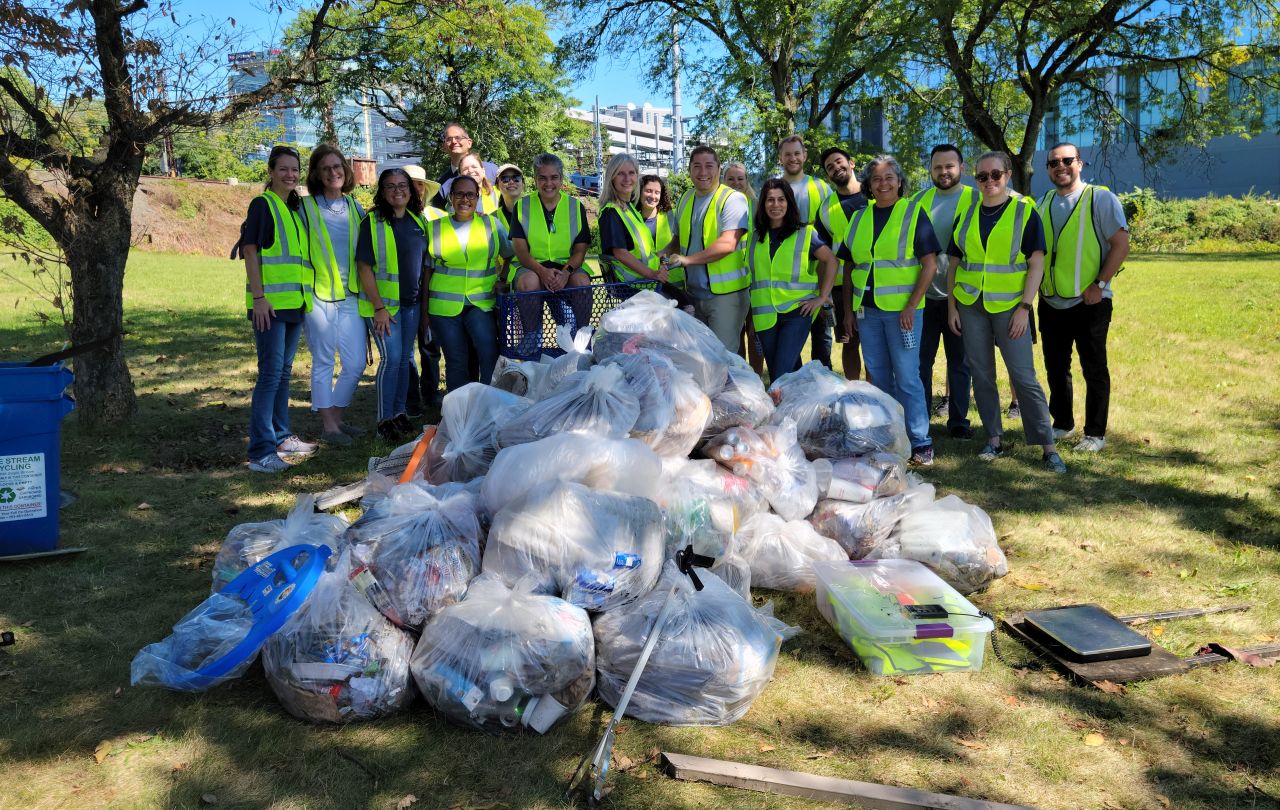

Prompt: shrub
xmin=1117 ymin=189 xmax=1280 ymax=252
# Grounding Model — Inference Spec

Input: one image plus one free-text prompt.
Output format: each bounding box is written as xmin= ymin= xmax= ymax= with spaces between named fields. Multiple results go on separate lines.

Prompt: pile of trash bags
xmin=131 ymin=290 xmax=1009 ymax=728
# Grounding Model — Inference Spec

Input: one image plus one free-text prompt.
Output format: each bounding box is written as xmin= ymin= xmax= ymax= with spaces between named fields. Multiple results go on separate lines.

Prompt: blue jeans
xmin=248 ymin=317 xmax=303 ymax=461
xmin=858 ymin=306 xmax=931 ymax=449
xmin=432 ymin=306 xmax=499 ymax=392
xmin=758 ymin=308 xmax=814 ymax=382
xmin=370 ymin=306 xmax=420 ymax=423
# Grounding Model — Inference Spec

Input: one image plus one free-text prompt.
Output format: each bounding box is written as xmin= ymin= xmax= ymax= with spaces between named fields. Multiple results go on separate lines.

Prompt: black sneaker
xmin=1007 ymin=401 xmax=1021 ymax=420
xmin=948 ymin=424 xmax=975 ymax=440
xmin=909 ymin=445 xmax=935 ymax=466
xmin=978 ymin=442 xmax=1004 ymax=461
xmin=393 ymin=413 xmax=414 ymax=436
xmin=377 ymin=419 xmax=404 ymax=444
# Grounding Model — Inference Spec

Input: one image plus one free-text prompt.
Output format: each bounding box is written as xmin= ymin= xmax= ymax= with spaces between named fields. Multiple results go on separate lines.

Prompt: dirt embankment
xmin=132 ymin=177 xmax=258 ymax=257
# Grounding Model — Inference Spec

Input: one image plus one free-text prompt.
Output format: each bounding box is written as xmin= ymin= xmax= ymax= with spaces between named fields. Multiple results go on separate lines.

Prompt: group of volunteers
xmin=240 ymin=125 xmax=1126 ymax=476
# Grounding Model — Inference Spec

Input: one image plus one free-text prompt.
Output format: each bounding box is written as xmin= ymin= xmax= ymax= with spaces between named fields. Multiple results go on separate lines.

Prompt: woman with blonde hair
xmin=598 ymin=153 xmax=668 ymax=284
xmin=450 ymin=152 xmax=501 ymax=216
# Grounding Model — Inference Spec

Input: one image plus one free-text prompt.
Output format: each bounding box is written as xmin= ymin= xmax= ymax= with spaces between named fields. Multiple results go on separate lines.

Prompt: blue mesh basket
xmin=497 ymin=280 xmax=659 ymax=360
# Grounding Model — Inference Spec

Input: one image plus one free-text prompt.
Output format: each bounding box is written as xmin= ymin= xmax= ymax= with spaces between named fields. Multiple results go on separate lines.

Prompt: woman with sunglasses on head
xmin=945 ymin=151 xmax=1064 ymax=473
xmin=493 ymin=163 xmax=524 ymax=230
xmin=299 ymin=144 xmax=366 ymax=446
xmin=747 ymin=179 xmax=838 ymax=381
xmin=353 ymin=168 xmax=430 ymax=443
xmin=838 ymin=155 xmax=941 ymax=467
xmin=423 ymin=174 xmax=513 ymax=392
xmin=239 ymin=144 xmax=317 ymax=473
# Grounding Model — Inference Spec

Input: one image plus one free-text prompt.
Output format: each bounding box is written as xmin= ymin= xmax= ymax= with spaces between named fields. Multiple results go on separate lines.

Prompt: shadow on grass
xmin=1130 ymin=251 xmax=1280 ymax=263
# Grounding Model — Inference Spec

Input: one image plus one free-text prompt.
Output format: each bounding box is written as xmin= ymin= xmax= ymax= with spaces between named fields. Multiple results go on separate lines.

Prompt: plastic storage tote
xmin=814 ymin=558 xmax=993 ymax=675
xmin=0 ymin=362 xmax=75 ymax=555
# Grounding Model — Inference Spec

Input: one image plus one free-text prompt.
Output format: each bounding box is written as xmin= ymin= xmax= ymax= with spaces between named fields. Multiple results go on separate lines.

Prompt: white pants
xmin=304 ymin=297 xmax=366 ymax=410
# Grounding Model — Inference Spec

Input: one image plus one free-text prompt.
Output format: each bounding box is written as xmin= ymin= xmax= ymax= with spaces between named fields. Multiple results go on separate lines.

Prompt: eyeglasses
xmin=975 ymin=170 xmax=1006 ymax=183
xmin=451 ymin=192 xmax=479 ymax=201
xmin=383 ymin=182 xmax=410 ymax=192
xmin=1046 ymin=156 xmax=1078 ymax=169
xmin=320 ymin=163 xmax=345 ymax=173
xmin=442 ymin=135 xmax=471 ymax=144
xmin=498 ymin=174 xmax=523 ymax=183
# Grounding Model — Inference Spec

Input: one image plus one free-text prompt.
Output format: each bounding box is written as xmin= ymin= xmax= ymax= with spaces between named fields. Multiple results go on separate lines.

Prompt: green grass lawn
xmin=1 ymin=251 xmax=1278 ymax=810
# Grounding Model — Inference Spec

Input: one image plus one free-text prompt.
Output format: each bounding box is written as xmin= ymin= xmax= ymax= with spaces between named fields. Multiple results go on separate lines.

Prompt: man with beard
xmin=818 ymin=146 xmax=869 ymax=380
xmin=913 ymin=144 xmax=981 ymax=438
xmin=777 ymin=135 xmax=837 ymax=370
xmin=1035 ymin=142 xmax=1129 ymax=453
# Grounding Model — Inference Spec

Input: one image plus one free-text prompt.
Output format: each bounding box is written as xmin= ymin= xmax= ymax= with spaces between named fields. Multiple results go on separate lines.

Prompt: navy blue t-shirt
xmin=240 ymin=195 xmax=305 ymax=323
xmin=946 ymin=202 xmax=1047 ymax=258
xmin=599 ymin=206 xmax=634 ymax=255
xmin=836 ymin=206 xmax=940 ymax=310
xmin=355 ymin=211 xmax=428 ymax=308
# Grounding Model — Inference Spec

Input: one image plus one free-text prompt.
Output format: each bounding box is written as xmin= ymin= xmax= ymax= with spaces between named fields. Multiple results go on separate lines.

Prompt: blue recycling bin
xmin=0 ymin=362 xmax=75 ymax=555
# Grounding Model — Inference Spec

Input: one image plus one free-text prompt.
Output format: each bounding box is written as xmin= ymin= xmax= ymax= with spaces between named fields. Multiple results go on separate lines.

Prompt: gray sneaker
xmin=249 ymin=453 xmax=291 ymax=473
xmin=1075 ymin=436 xmax=1106 ymax=453
xmin=978 ymin=443 xmax=1004 ymax=461
xmin=1042 ymin=452 xmax=1067 ymax=473
xmin=321 ymin=430 xmax=353 ymax=446
xmin=1053 ymin=427 xmax=1078 ymax=441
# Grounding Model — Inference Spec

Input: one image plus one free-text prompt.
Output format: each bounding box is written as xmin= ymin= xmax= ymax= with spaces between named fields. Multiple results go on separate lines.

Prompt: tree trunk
xmin=1012 ymin=152 xmax=1034 ymax=196
xmin=64 ymin=163 xmax=139 ymax=430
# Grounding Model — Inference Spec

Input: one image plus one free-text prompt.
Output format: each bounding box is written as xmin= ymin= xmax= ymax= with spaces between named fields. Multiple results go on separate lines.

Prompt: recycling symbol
xmin=0 ymin=487 xmax=15 ymax=504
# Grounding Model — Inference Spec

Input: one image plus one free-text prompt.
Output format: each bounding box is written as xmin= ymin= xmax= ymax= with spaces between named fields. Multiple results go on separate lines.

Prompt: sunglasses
xmin=975 ymin=170 xmax=1006 ymax=183
xmin=270 ymin=145 xmax=300 ymax=159
xmin=1046 ymin=156 xmax=1079 ymax=169
xmin=498 ymin=174 xmax=523 ymax=183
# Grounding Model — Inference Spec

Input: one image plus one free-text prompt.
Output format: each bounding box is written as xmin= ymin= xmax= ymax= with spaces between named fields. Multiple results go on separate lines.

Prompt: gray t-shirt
xmin=317 ymin=195 xmax=365 ymax=294
xmin=787 ymin=175 xmax=827 ymax=224
xmin=1042 ymin=184 xmax=1128 ymax=309
xmin=923 ymin=184 xmax=969 ymax=301
xmin=675 ymin=188 xmax=749 ymax=300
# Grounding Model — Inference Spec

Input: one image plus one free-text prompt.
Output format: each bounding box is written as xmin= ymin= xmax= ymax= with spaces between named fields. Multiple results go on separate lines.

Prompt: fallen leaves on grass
xmin=1061 ymin=714 xmax=1090 ymax=731
xmin=93 ymin=741 xmax=111 ymax=764
xmin=1079 ymin=540 xmax=1101 ymax=552
xmin=953 ymin=738 xmax=987 ymax=750
xmin=1151 ymin=625 xmax=1165 ymax=638
xmin=1083 ymin=733 xmax=1106 ymax=747
xmin=1004 ymin=695 xmax=1021 ymax=707
xmin=612 ymin=752 xmax=636 ymax=771
xmin=136 ymin=502 xmax=153 ymax=511
xmin=395 ymin=795 xmax=418 ymax=810
xmin=758 ymin=744 xmax=776 ymax=753
xmin=1256 ymin=634 xmax=1276 ymax=643
xmin=806 ymin=749 xmax=837 ymax=760
xmin=1015 ymin=581 xmax=1047 ymax=591
xmin=1094 ymin=680 xmax=1126 ymax=695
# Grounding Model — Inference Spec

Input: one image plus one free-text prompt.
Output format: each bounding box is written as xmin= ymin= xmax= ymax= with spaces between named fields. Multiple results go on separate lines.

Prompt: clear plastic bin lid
xmin=814 ymin=559 xmax=993 ymax=643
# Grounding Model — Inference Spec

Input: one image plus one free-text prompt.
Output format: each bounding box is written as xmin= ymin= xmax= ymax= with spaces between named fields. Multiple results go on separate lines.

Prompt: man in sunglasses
xmin=1035 ymin=143 xmax=1129 ymax=454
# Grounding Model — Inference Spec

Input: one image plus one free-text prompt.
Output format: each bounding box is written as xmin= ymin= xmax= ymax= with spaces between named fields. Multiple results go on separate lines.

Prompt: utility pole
xmin=625 ymin=102 xmax=635 ymax=156
xmin=671 ymin=15 xmax=684 ymax=172
xmin=594 ymin=95 xmax=604 ymax=178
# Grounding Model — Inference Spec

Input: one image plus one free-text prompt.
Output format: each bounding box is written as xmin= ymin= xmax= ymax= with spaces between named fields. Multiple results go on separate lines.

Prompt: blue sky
xmin=210 ymin=0 xmax=670 ymax=111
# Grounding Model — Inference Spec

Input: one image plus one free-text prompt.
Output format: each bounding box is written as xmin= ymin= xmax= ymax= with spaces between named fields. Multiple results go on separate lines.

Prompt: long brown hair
xmin=306 ymin=144 xmax=356 ymax=197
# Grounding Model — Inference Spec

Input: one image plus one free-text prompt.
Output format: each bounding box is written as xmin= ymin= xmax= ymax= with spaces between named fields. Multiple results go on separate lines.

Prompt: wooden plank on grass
xmin=660 ymin=752 xmax=1032 ymax=810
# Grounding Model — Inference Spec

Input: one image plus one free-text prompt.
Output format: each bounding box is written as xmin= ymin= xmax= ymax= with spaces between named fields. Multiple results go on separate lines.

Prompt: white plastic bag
xmin=811 ymin=453 xmax=910 ymax=504
xmin=768 ymin=362 xmax=910 ymax=458
xmin=705 ymin=354 xmax=775 ymax=438
xmin=483 ymin=481 xmax=665 ymax=612
xmin=593 ymin=290 xmax=730 ymax=393
xmin=734 ymin=512 xmax=847 ymax=592
xmin=211 ymin=495 xmax=348 ymax=593
xmin=425 ymin=383 xmax=531 ymax=484
xmin=703 ymin=419 xmax=818 ymax=521
xmin=262 ymin=550 xmax=416 ymax=722
xmin=601 ymin=348 xmax=676 ymax=438
xmin=656 ymin=457 xmax=764 ymax=561
xmin=495 ymin=364 xmax=641 ymax=448
xmin=410 ymin=575 xmax=594 ymax=734
xmin=593 ymin=562 xmax=796 ymax=726
xmin=345 ymin=482 xmax=483 ymax=628
xmin=809 ymin=483 xmax=936 ymax=559
xmin=480 ymin=433 xmax=661 ymax=518
xmin=883 ymin=495 xmax=1008 ymax=594
xmin=528 ymin=325 xmax=595 ymax=400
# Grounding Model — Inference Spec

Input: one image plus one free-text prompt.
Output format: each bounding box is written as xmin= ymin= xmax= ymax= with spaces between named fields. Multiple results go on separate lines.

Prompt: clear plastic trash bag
xmin=410 ymin=574 xmax=595 ymax=734
xmin=809 ymin=483 xmax=936 ymax=559
xmin=528 ymin=325 xmax=596 ymax=401
xmin=646 ymin=366 xmax=711 ymax=457
xmin=425 ymin=384 xmax=532 ymax=484
xmin=593 ymin=562 xmax=797 ymax=726
xmin=131 ymin=593 xmax=258 ymax=692
xmin=656 ymin=457 xmax=764 ymax=558
xmin=768 ymin=361 xmax=910 ymax=459
xmin=811 ymin=452 xmax=910 ymax=504
xmin=703 ymin=419 xmax=818 ymax=521
xmin=480 ymin=433 xmax=661 ymax=519
xmin=483 ymin=481 xmax=664 ymax=612
xmin=491 ymin=355 xmax=549 ymax=398
xmin=704 ymin=353 xmax=775 ymax=438
xmin=495 ymin=364 xmax=641 ymax=449
xmin=879 ymin=495 xmax=1009 ymax=594
xmin=211 ymin=495 xmax=348 ymax=593
xmin=593 ymin=290 xmax=730 ymax=393
xmin=734 ymin=512 xmax=848 ymax=592
xmin=601 ymin=347 xmax=676 ymax=438
xmin=262 ymin=550 xmax=416 ymax=722
xmin=345 ymin=482 xmax=484 ymax=629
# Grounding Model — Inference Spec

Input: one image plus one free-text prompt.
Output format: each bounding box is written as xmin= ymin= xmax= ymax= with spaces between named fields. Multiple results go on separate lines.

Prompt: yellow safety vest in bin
xmin=843 ymin=198 xmax=924 ymax=312
xmin=675 ymin=184 xmax=749 ymax=294
xmin=952 ymin=197 xmax=1034 ymax=313
xmin=427 ymin=214 xmax=500 ymax=317
xmin=746 ymin=225 xmax=819 ymax=332
xmin=247 ymin=189 xmax=312 ymax=312
xmin=348 ymin=210 xmax=428 ymax=317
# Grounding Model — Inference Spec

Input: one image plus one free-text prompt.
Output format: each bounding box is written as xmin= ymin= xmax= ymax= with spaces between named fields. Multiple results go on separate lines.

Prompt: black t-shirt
xmin=431 ymin=166 xmax=457 ymax=209
xmin=599 ymin=206 xmax=634 ymax=255
xmin=946 ymin=201 xmax=1047 ymax=259
xmin=764 ymin=227 xmax=827 ymax=260
xmin=355 ymin=212 xmax=428 ymax=307
xmin=240 ymin=195 xmax=304 ymax=322
xmin=835 ymin=206 xmax=940 ymax=310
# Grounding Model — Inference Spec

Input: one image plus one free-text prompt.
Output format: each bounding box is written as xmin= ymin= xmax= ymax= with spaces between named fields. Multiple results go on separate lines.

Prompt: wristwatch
xmin=1095 ymin=279 xmax=1109 ymax=290
xmin=1019 ymin=302 xmax=1032 ymax=312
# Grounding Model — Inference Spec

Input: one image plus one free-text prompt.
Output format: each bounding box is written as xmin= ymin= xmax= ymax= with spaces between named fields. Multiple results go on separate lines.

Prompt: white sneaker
xmin=248 ymin=453 xmax=291 ymax=473
xmin=276 ymin=435 xmax=318 ymax=454
xmin=1075 ymin=435 xmax=1106 ymax=453
xmin=1053 ymin=427 xmax=1078 ymax=441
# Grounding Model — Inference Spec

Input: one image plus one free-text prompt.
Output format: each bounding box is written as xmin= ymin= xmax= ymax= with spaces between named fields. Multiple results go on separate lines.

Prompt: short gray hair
xmin=861 ymin=155 xmax=907 ymax=200
xmin=532 ymin=152 xmax=564 ymax=178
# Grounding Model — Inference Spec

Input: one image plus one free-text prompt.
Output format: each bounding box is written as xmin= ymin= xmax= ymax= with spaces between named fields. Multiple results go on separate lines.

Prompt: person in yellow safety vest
xmin=448 ymin=152 xmax=502 ymax=217
xmin=913 ymin=144 xmax=980 ymax=440
xmin=298 ymin=144 xmax=367 ymax=447
xmin=818 ymin=146 xmax=870 ymax=383
xmin=777 ymin=134 xmax=839 ymax=374
xmin=239 ymin=144 xmax=318 ymax=474
xmin=353 ymin=167 xmax=431 ymax=445
xmin=494 ymin=163 xmax=525 ymax=235
xmin=837 ymin=155 xmax=941 ymax=467
xmin=663 ymin=144 xmax=752 ymax=353
xmin=509 ymin=152 xmax=594 ymax=348
xmin=402 ymin=163 xmax=447 ymax=419
xmin=598 ymin=153 xmax=667 ymax=284
xmin=944 ymin=151 xmax=1066 ymax=474
xmin=722 ymin=161 xmax=765 ymax=375
xmin=638 ymin=174 xmax=675 ymax=262
xmin=746 ymin=178 xmax=838 ymax=381
xmin=422 ymin=174 xmax=514 ymax=393
xmin=1036 ymin=142 xmax=1129 ymax=454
